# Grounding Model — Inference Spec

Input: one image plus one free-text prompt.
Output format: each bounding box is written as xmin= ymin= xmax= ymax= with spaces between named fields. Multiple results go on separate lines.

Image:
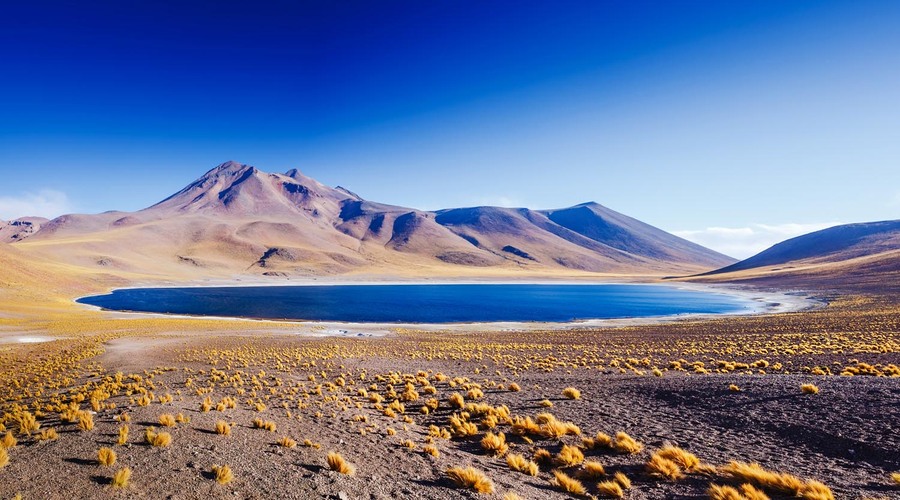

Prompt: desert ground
xmin=1 ymin=247 xmax=899 ymax=500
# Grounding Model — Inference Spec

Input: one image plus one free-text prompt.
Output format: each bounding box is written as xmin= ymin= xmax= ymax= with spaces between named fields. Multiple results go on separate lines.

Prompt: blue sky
xmin=1 ymin=1 xmax=898 ymax=258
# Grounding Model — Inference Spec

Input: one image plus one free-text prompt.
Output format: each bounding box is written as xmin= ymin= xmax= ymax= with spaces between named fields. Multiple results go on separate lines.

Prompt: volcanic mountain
xmin=9 ymin=161 xmax=735 ymax=279
xmin=696 ymin=220 xmax=900 ymax=292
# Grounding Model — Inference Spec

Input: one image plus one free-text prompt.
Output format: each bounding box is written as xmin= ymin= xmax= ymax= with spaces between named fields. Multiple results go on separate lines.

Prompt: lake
xmin=76 ymin=283 xmax=755 ymax=323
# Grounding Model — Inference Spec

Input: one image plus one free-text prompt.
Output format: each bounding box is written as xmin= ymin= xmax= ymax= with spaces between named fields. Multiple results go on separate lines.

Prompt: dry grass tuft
xmin=326 ymin=452 xmax=356 ymax=475
xmin=508 ymin=383 xmax=521 ymax=392
xmin=0 ymin=447 xmax=8 ymax=468
xmin=709 ymin=484 xmax=744 ymax=500
xmin=720 ymin=461 xmax=830 ymax=498
xmin=550 ymin=470 xmax=587 ymax=496
xmin=655 ymin=445 xmax=700 ymax=470
xmin=729 ymin=384 xmax=741 ymax=392
xmin=556 ymin=444 xmax=585 ymax=467
xmin=215 ymin=420 xmax=231 ymax=436
xmin=596 ymin=480 xmax=624 ymax=498
xmin=892 ymin=472 xmax=900 ymax=485
xmin=111 ymin=467 xmax=131 ymax=489
xmin=480 ymin=432 xmax=509 ymax=456
xmin=98 ymin=447 xmax=117 ymax=467
xmin=145 ymin=429 xmax=172 ymax=447
xmin=579 ymin=460 xmax=606 ymax=479
xmin=423 ymin=444 xmax=440 ymax=457
xmin=612 ymin=432 xmax=643 ymax=454
xmin=800 ymin=384 xmax=819 ymax=395
xmin=2 ymin=432 xmax=18 ymax=449
xmin=646 ymin=453 xmax=684 ymax=480
xmin=507 ymin=453 xmax=539 ymax=476
xmin=38 ymin=428 xmax=59 ymax=441
xmin=116 ymin=425 xmax=129 ymax=445
xmin=562 ymin=387 xmax=581 ymax=400
xmin=158 ymin=414 xmax=177 ymax=427
xmin=447 ymin=466 xmax=494 ymax=494
xmin=211 ymin=464 xmax=233 ymax=485
xmin=277 ymin=437 xmax=297 ymax=448
xmin=613 ymin=472 xmax=631 ymax=489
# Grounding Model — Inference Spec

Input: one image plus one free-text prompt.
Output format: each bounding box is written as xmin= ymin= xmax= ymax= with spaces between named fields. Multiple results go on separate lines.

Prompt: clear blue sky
xmin=1 ymin=1 xmax=899 ymax=257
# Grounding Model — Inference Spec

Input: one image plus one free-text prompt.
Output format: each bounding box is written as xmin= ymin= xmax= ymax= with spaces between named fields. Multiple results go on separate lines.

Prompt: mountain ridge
xmin=6 ymin=161 xmax=736 ymax=279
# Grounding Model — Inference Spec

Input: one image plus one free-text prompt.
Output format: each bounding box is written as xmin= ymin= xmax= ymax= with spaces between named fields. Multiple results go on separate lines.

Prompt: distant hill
xmin=10 ymin=161 xmax=735 ymax=279
xmin=695 ymin=220 xmax=900 ymax=292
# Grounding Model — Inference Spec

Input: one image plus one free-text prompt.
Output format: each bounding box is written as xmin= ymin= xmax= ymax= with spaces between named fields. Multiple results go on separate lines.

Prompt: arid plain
xmin=1 ymin=165 xmax=899 ymax=500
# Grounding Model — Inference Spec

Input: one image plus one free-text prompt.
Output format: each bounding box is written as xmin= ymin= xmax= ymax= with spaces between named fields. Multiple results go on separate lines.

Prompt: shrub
xmin=447 ymin=466 xmax=494 ymax=494
xmin=326 ymin=452 xmax=355 ymax=475
xmin=98 ymin=447 xmax=117 ymax=467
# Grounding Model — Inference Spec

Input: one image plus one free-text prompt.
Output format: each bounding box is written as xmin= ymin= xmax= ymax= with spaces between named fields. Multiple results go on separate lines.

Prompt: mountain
xmin=0 ymin=217 xmax=48 ymax=243
xmin=695 ymin=220 xmax=900 ymax=292
xmin=10 ymin=161 xmax=735 ymax=279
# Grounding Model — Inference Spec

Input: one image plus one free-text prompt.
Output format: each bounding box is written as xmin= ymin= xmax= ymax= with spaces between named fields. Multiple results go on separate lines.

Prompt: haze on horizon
xmin=1 ymin=0 xmax=899 ymax=259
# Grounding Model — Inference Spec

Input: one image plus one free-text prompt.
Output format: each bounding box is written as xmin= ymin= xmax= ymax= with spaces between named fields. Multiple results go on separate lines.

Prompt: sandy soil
xmin=1 ymin=290 xmax=898 ymax=499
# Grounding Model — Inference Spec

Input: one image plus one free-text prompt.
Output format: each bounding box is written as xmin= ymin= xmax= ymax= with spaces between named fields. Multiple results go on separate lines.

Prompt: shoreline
xmin=72 ymin=280 xmax=824 ymax=336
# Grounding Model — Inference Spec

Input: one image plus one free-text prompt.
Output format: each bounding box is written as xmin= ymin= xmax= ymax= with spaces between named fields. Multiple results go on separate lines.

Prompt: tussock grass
xmin=117 ymin=425 xmax=129 ymax=445
xmin=612 ymin=432 xmax=643 ymax=454
xmin=562 ymin=387 xmax=581 ymax=400
xmin=720 ymin=461 xmax=832 ymax=499
xmin=613 ymin=472 xmax=631 ymax=489
xmin=800 ymin=384 xmax=819 ymax=394
xmin=550 ymin=470 xmax=587 ymax=496
xmin=729 ymin=384 xmax=741 ymax=392
xmin=38 ymin=428 xmax=59 ymax=441
xmin=480 ymin=432 xmax=508 ymax=456
xmin=423 ymin=444 xmax=440 ymax=457
xmin=506 ymin=453 xmax=539 ymax=476
xmin=578 ymin=460 xmax=606 ymax=479
xmin=646 ymin=453 xmax=683 ymax=480
xmin=212 ymin=464 xmax=233 ymax=484
xmin=447 ymin=466 xmax=494 ymax=494
xmin=655 ymin=445 xmax=700 ymax=470
xmin=215 ymin=420 xmax=231 ymax=436
xmin=111 ymin=467 xmax=131 ymax=489
xmin=277 ymin=437 xmax=297 ymax=448
xmin=556 ymin=444 xmax=585 ymax=467
xmin=508 ymin=382 xmax=521 ymax=392
xmin=326 ymin=452 xmax=356 ymax=475
xmin=78 ymin=412 xmax=94 ymax=431
xmin=892 ymin=472 xmax=900 ymax=485
xmin=98 ymin=447 xmax=117 ymax=467
xmin=145 ymin=428 xmax=172 ymax=447
xmin=2 ymin=432 xmax=17 ymax=448
xmin=596 ymin=480 xmax=624 ymax=498
xmin=0 ymin=447 xmax=8 ymax=468
xmin=158 ymin=414 xmax=176 ymax=427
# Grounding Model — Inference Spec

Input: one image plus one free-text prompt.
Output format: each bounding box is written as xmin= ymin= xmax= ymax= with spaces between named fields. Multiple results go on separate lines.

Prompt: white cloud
xmin=0 ymin=190 xmax=73 ymax=221
xmin=475 ymin=196 xmax=523 ymax=208
xmin=673 ymin=222 xmax=841 ymax=260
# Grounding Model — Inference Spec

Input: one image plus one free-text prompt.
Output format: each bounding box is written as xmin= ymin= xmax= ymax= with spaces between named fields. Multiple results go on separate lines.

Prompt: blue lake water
xmin=76 ymin=284 xmax=755 ymax=323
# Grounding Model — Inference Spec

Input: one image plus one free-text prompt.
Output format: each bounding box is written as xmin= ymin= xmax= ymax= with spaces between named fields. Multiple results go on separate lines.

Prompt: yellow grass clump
xmin=801 ymin=384 xmax=819 ymax=394
xmin=38 ymin=428 xmax=59 ymax=441
xmin=550 ymin=470 xmax=587 ymax=496
xmin=277 ymin=437 xmax=297 ymax=448
xmin=655 ymin=445 xmax=701 ymax=471
xmin=111 ymin=467 xmax=132 ymax=489
xmin=215 ymin=420 xmax=231 ymax=436
xmin=612 ymin=431 xmax=643 ymax=454
xmin=326 ymin=452 xmax=356 ymax=475
xmin=596 ymin=480 xmax=624 ymax=498
xmin=480 ymin=432 xmax=509 ymax=456
xmin=1 ymin=432 xmax=17 ymax=449
xmin=212 ymin=464 xmax=233 ymax=485
xmin=117 ymin=425 xmax=129 ymax=445
xmin=423 ymin=444 xmax=440 ymax=457
xmin=98 ymin=447 xmax=117 ymax=467
xmin=562 ymin=387 xmax=581 ymax=399
xmin=646 ymin=453 xmax=684 ymax=480
xmin=78 ymin=412 xmax=94 ymax=431
xmin=0 ymin=447 xmax=8 ymax=468
xmin=447 ymin=466 xmax=494 ymax=494
xmin=158 ymin=414 xmax=177 ymax=427
xmin=729 ymin=384 xmax=741 ymax=392
xmin=506 ymin=453 xmax=539 ymax=476
xmin=892 ymin=472 xmax=900 ymax=485
xmin=614 ymin=472 xmax=631 ymax=489
xmin=508 ymin=383 xmax=521 ymax=392
xmin=579 ymin=460 xmax=606 ymax=479
xmin=556 ymin=444 xmax=585 ymax=467
xmin=720 ymin=461 xmax=832 ymax=499
xmin=145 ymin=429 xmax=172 ymax=447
